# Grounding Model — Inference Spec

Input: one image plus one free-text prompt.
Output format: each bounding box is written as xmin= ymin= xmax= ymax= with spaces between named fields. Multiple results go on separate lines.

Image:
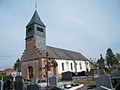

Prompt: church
xmin=21 ymin=10 xmax=90 ymax=80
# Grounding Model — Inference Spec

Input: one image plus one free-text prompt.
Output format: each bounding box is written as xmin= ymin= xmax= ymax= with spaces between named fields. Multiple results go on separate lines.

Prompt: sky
xmin=0 ymin=0 xmax=120 ymax=70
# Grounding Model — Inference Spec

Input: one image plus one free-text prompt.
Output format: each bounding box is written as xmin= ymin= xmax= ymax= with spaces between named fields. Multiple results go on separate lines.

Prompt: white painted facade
xmin=55 ymin=59 xmax=90 ymax=74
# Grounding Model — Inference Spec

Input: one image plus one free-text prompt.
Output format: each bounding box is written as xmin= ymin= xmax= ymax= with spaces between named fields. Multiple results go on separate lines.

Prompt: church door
xmin=28 ymin=66 xmax=33 ymax=79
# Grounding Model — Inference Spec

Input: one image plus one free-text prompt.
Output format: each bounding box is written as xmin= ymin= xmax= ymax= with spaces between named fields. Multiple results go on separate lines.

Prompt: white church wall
xmin=55 ymin=59 xmax=90 ymax=74
xmin=55 ymin=59 xmax=69 ymax=74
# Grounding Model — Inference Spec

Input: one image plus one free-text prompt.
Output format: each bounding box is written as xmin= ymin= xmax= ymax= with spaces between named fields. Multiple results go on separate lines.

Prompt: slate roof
xmin=41 ymin=46 xmax=89 ymax=61
xmin=27 ymin=10 xmax=45 ymax=27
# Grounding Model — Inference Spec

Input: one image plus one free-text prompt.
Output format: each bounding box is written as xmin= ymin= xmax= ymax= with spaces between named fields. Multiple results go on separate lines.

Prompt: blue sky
xmin=0 ymin=0 xmax=120 ymax=70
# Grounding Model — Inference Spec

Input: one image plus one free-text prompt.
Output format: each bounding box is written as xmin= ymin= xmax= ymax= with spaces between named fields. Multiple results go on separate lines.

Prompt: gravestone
xmin=95 ymin=75 xmax=113 ymax=89
xmin=27 ymin=84 xmax=42 ymax=90
xmin=111 ymin=70 xmax=120 ymax=89
xmin=14 ymin=80 xmax=24 ymax=90
xmin=15 ymin=76 xmax=24 ymax=90
xmin=15 ymin=76 xmax=23 ymax=81
xmin=78 ymin=71 xmax=86 ymax=76
xmin=31 ymin=77 xmax=38 ymax=84
xmin=8 ymin=74 xmax=14 ymax=81
xmin=3 ymin=79 xmax=13 ymax=90
xmin=112 ymin=69 xmax=120 ymax=78
xmin=62 ymin=71 xmax=72 ymax=80
xmin=49 ymin=76 xmax=57 ymax=87
xmin=115 ymin=83 xmax=120 ymax=90
xmin=0 ymin=80 xmax=3 ymax=90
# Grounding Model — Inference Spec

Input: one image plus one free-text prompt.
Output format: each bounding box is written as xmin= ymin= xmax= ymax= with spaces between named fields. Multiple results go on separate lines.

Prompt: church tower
xmin=26 ymin=10 xmax=46 ymax=50
xmin=21 ymin=10 xmax=46 ymax=79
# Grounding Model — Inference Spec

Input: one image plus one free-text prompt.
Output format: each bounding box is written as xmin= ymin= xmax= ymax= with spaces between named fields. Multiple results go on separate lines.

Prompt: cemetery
xmin=0 ymin=0 xmax=120 ymax=90
xmin=1 ymin=69 xmax=120 ymax=90
xmin=1 ymin=55 xmax=120 ymax=90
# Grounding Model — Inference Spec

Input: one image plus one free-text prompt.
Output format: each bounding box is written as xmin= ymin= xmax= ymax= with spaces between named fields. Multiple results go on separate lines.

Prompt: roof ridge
xmin=47 ymin=46 xmax=81 ymax=54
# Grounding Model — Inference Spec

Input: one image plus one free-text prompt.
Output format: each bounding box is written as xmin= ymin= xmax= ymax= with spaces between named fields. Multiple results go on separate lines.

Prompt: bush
xmin=3 ymin=75 xmax=8 ymax=81
xmin=0 ymin=74 xmax=8 ymax=81
xmin=0 ymin=75 xmax=2 ymax=80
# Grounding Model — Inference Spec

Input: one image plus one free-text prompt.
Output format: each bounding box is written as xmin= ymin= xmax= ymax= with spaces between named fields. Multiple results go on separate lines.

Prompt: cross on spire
xmin=35 ymin=3 xmax=37 ymax=10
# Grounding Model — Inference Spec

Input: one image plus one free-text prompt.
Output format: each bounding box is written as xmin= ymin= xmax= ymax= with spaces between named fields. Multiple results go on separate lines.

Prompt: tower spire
xmin=27 ymin=10 xmax=45 ymax=27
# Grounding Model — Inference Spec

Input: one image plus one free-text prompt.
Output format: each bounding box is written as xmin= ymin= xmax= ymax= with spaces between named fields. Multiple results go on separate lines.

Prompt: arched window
xmin=62 ymin=63 xmax=64 ymax=71
xmin=28 ymin=66 xmax=33 ymax=79
xmin=79 ymin=62 xmax=82 ymax=70
xmin=71 ymin=63 xmax=73 ymax=70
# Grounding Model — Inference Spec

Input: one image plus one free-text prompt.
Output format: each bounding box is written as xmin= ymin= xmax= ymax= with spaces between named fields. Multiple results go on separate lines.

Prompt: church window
xmin=28 ymin=27 xmax=32 ymax=32
xmin=71 ymin=63 xmax=73 ymax=70
xmin=62 ymin=63 xmax=64 ymax=71
xmin=79 ymin=62 xmax=82 ymax=70
xmin=37 ymin=27 xmax=43 ymax=32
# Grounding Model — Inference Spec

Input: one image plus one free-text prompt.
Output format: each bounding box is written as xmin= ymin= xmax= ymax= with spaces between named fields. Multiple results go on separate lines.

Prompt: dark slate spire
xmin=27 ymin=10 xmax=45 ymax=27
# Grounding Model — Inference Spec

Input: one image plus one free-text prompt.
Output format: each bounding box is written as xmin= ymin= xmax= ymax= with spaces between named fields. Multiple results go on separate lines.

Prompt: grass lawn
xmin=74 ymin=80 xmax=94 ymax=85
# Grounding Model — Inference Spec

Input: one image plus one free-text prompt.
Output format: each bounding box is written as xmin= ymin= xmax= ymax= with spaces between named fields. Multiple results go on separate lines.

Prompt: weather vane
xmin=35 ymin=3 xmax=37 ymax=10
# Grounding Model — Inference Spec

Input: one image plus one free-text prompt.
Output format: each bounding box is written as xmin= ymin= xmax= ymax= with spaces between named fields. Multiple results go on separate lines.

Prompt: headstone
xmin=0 ymin=80 xmax=3 ymax=90
xmin=15 ymin=76 xmax=23 ymax=81
xmin=95 ymin=75 xmax=113 ymax=89
xmin=8 ymin=74 xmax=14 ymax=81
xmin=115 ymin=83 xmax=120 ymax=90
xmin=78 ymin=71 xmax=86 ymax=76
xmin=14 ymin=80 xmax=24 ymax=90
xmin=27 ymin=84 xmax=42 ymax=90
xmin=62 ymin=71 xmax=72 ymax=81
xmin=3 ymin=79 xmax=13 ymax=90
xmin=72 ymin=76 xmax=80 ymax=81
xmin=14 ymin=76 xmax=24 ymax=90
xmin=112 ymin=69 xmax=120 ymax=78
xmin=31 ymin=77 xmax=38 ymax=84
xmin=49 ymin=76 xmax=57 ymax=87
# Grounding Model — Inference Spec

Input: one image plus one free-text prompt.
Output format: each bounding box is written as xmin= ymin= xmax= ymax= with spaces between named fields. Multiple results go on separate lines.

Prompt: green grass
xmin=74 ymin=80 xmax=94 ymax=84
xmin=58 ymin=79 xmax=94 ymax=85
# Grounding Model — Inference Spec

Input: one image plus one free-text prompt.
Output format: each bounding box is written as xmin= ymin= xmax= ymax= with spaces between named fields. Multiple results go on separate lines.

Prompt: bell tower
xmin=26 ymin=10 xmax=46 ymax=50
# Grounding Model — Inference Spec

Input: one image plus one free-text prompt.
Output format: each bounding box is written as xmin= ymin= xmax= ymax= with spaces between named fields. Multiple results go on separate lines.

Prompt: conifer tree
xmin=106 ymin=48 xmax=118 ymax=68
xmin=13 ymin=59 xmax=21 ymax=72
